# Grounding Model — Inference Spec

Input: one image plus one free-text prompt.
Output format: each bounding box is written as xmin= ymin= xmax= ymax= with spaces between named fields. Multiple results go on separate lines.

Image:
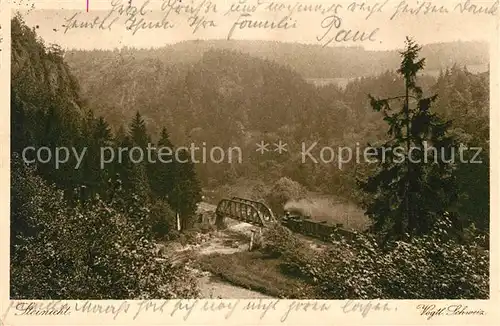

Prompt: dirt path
xmin=182 ymin=203 xmax=273 ymax=298
xmin=166 ymin=202 xmax=324 ymax=298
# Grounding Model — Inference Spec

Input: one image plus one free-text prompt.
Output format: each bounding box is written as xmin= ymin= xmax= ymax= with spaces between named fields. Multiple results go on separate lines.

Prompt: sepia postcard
xmin=0 ymin=0 xmax=499 ymax=324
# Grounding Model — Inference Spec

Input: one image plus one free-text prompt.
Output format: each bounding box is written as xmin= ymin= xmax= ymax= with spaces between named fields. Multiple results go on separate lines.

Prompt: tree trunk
xmin=404 ymin=78 xmax=412 ymax=236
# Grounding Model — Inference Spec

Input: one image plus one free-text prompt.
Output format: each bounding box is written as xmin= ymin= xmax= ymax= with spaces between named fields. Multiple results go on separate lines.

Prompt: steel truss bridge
xmin=215 ymin=197 xmax=276 ymax=227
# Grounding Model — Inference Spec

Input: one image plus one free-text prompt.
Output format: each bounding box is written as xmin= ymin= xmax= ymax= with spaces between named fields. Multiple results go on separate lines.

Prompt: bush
xmin=249 ymin=231 xmax=264 ymax=251
xmin=150 ymin=199 xmax=176 ymax=240
xmin=11 ymin=158 xmax=200 ymax=299
xmin=261 ymin=215 xmax=489 ymax=299
xmin=167 ymin=230 xmax=181 ymax=241
xmin=264 ymin=177 xmax=307 ymax=216
xmin=261 ymin=224 xmax=317 ymax=280
xmin=312 ymin=215 xmax=489 ymax=299
xmin=261 ymin=224 xmax=302 ymax=258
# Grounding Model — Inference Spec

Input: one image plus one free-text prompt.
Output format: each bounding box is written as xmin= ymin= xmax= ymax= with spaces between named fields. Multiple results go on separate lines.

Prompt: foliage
xmin=262 ymin=224 xmax=306 ymax=257
xmin=150 ymin=199 xmax=176 ymax=240
xmin=167 ymin=149 xmax=203 ymax=230
xmin=358 ymin=38 xmax=459 ymax=241
xmin=149 ymin=127 xmax=175 ymax=198
xmin=263 ymin=215 xmax=488 ymax=299
xmin=129 ymin=111 xmax=150 ymax=147
xmin=433 ymin=66 xmax=490 ymax=231
xmin=261 ymin=224 xmax=319 ymax=281
xmin=11 ymin=13 xmax=490 ymax=300
xmin=264 ymin=177 xmax=307 ymax=216
xmin=59 ymin=30 xmax=489 ymax=233
xmin=11 ymin=14 xmax=202 ymax=235
xmin=10 ymin=15 xmax=203 ymax=299
xmin=11 ymin=156 xmax=200 ymax=299
xmin=313 ymin=214 xmax=488 ymax=299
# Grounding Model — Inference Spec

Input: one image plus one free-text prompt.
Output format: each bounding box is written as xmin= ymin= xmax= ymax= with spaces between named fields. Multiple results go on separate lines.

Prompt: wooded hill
xmin=10 ymin=14 xmax=490 ymax=300
xmin=65 ymin=39 xmax=489 ymax=79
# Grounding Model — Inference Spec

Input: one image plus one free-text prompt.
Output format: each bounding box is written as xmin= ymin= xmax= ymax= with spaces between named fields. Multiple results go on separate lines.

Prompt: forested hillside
xmin=65 ymin=41 xmax=488 ymax=144
xmin=10 ymin=10 xmax=489 ymax=299
xmin=11 ymin=13 xmax=490 ymax=300
xmin=11 ymin=14 xmax=202 ymax=299
xmin=65 ymin=39 xmax=489 ymax=79
xmin=65 ymin=41 xmax=489 ymax=233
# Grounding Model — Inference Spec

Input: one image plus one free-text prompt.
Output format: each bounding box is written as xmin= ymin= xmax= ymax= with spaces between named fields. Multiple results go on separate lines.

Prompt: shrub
xmin=150 ymin=199 xmax=176 ymax=240
xmin=311 ymin=215 xmax=489 ymax=299
xmin=261 ymin=214 xmax=489 ymax=299
xmin=261 ymin=224 xmax=317 ymax=280
xmin=261 ymin=224 xmax=302 ymax=258
xmin=264 ymin=177 xmax=307 ymax=216
xmin=11 ymin=157 xmax=200 ymax=299
xmin=249 ymin=230 xmax=264 ymax=251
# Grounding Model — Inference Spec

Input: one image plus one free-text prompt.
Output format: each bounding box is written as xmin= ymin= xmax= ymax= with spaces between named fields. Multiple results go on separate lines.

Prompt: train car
xmin=214 ymin=197 xmax=356 ymax=242
xmin=282 ymin=209 xmax=352 ymax=241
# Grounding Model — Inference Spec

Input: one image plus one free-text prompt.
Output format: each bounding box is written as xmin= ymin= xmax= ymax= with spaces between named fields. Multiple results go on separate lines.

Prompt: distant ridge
xmin=66 ymin=39 xmax=489 ymax=79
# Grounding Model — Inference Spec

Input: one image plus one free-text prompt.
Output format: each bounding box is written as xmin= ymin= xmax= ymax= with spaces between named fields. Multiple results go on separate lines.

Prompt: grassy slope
xmin=195 ymin=251 xmax=315 ymax=299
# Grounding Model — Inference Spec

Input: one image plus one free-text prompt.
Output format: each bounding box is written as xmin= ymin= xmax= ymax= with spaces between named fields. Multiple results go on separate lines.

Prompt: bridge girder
xmin=215 ymin=198 xmax=275 ymax=227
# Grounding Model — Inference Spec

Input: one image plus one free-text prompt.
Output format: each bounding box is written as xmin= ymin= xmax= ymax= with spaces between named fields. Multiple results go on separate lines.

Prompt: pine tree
xmin=116 ymin=113 xmax=153 ymax=198
xmin=168 ymin=149 xmax=202 ymax=231
xmin=11 ymin=89 xmax=30 ymax=154
xmin=114 ymin=125 xmax=127 ymax=143
xmin=114 ymin=129 xmax=134 ymax=193
xmin=92 ymin=116 xmax=113 ymax=190
xmin=128 ymin=163 xmax=152 ymax=203
xmin=358 ymin=37 xmax=458 ymax=242
xmin=149 ymin=127 xmax=175 ymax=199
xmin=94 ymin=117 xmax=112 ymax=144
xmin=129 ymin=111 xmax=149 ymax=148
xmin=430 ymin=66 xmax=489 ymax=233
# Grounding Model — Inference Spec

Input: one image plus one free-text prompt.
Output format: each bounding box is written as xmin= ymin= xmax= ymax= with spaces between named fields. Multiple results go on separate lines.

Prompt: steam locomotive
xmin=213 ymin=197 xmax=355 ymax=241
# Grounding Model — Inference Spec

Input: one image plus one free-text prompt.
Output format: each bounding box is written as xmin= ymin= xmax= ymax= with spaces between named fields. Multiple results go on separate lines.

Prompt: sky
xmin=17 ymin=0 xmax=499 ymax=51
